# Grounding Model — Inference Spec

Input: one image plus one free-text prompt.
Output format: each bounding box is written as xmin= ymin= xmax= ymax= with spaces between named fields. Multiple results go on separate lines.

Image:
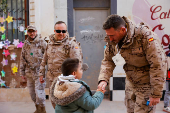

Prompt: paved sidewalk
xmin=0 ymin=99 xmax=165 ymax=113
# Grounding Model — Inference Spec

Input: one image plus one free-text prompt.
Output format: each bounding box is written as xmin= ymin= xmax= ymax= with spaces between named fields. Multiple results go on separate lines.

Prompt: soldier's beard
xmin=28 ymin=35 xmax=37 ymax=41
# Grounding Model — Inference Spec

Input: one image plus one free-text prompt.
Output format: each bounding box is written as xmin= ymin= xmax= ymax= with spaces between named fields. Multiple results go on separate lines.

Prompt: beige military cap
xmin=27 ymin=25 xmax=37 ymax=31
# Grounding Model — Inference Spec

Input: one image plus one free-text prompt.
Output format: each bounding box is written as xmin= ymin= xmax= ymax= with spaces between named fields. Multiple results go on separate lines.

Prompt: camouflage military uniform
xmin=39 ymin=33 xmax=83 ymax=108
xmin=20 ymin=35 xmax=47 ymax=107
xmin=98 ymin=16 xmax=167 ymax=113
xmin=39 ymin=33 xmax=83 ymax=81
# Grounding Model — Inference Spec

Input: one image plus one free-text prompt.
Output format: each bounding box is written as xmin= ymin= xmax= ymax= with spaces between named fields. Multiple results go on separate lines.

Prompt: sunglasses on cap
xmin=55 ymin=30 xmax=67 ymax=33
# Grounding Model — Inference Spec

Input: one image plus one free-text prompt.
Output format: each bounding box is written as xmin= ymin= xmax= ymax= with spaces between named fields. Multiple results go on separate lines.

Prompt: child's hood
xmin=50 ymin=74 xmax=86 ymax=106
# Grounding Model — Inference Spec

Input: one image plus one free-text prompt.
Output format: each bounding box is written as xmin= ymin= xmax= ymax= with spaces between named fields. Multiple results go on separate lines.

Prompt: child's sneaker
xmin=163 ymin=107 xmax=170 ymax=113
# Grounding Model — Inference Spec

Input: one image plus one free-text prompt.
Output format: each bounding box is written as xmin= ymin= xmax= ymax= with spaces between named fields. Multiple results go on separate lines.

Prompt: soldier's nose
xmin=109 ymin=37 xmax=114 ymax=41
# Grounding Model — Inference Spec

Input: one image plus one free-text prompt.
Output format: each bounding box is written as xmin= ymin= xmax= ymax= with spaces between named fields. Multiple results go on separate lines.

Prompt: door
xmin=74 ymin=9 xmax=109 ymax=89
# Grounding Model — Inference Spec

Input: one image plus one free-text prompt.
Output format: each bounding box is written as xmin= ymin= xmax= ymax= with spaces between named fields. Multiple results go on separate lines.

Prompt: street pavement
xmin=0 ymin=99 xmax=165 ymax=113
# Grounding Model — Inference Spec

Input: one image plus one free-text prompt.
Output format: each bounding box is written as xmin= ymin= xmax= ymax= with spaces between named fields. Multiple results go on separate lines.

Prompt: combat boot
xmin=39 ymin=106 xmax=46 ymax=113
xmin=34 ymin=104 xmax=39 ymax=113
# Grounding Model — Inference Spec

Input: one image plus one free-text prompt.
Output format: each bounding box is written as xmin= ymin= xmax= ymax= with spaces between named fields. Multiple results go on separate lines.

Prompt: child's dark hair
xmin=61 ymin=58 xmax=79 ymax=76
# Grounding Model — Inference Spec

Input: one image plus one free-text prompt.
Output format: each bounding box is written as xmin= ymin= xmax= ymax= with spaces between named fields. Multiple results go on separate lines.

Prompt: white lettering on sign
xmin=79 ymin=17 xmax=95 ymax=23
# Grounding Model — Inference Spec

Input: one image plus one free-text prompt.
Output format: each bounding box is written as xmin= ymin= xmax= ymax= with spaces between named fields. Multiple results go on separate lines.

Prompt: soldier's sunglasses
xmin=55 ymin=30 xmax=67 ymax=33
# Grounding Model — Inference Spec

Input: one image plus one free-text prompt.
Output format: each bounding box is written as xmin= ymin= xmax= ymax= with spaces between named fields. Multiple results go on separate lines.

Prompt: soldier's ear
xmin=120 ymin=27 xmax=126 ymax=32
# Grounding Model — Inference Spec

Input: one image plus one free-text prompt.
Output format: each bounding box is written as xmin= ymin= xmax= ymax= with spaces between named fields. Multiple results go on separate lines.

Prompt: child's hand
xmin=97 ymin=88 xmax=106 ymax=94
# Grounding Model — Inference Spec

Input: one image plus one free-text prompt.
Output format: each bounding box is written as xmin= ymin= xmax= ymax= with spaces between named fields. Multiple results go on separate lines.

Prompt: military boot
xmin=34 ymin=104 xmax=39 ymax=113
xmin=39 ymin=106 xmax=46 ymax=113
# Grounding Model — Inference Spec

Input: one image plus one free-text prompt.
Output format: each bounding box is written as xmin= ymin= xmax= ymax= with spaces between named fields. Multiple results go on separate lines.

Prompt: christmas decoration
xmin=18 ymin=24 xmax=25 ymax=32
xmin=13 ymin=39 xmax=19 ymax=46
xmin=0 ymin=41 xmax=4 ymax=49
xmin=4 ymin=39 xmax=11 ymax=45
xmin=0 ymin=26 xmax=6 ymax=33
xmin=1 ymin=70 xmax=5 ymax=77
xmin=3 ymin=39 xmax=11 ymax=49
xmin=17 ymin=42 xmax=24 ymax=48
xmin=1 ymin=58 xmax=8 ymax=66
xmin=24 ymin=29 xmax=27 ymax=35
xmin=1 ymin=34 xmax=5 ymax=40
xmin=6 ymin=15 xmax=13 ymax=23
xmin=0 ymin=17 xmax=5 ymax=24
xmin=0 ymin=76 xmax=6 ymax=87
xmin=2 ymin=49 xmax=10 ymax=57
xmin=10 ymin=53 xmax=17 ymax=60
xmin=12 ymin=66 xmax=18 ymax=74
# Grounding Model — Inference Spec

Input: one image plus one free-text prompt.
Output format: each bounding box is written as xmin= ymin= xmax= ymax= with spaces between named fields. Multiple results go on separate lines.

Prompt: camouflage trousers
xmin=27 ymin=77 xmax=46 ymax=107
xmin=164 ymin=81 xmax=170 ymax=107
xmin=125 ymin=79 xmax=156 ymax=113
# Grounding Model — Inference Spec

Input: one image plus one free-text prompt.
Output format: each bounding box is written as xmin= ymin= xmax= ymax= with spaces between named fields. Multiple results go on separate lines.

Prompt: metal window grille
xmin=0 ymin=0 xmax=29 ymax=43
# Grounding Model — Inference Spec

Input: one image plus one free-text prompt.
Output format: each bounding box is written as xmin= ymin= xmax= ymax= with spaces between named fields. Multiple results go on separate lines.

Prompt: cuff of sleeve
xmin=96 ymin=91 xmax=104 ymax=95
xmin=98 ymin=75 xmax=109 ymax=84
xmin=151 ymin=91 xmax=162 ymax=98
xmin=95 ymin=91 xmax=104 ymax=98
xmin=98 ymin=80 xmax=108 ymax=85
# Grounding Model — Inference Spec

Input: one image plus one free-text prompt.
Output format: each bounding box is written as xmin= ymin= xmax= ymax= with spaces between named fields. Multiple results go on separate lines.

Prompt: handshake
xmin=97 ymin=81 xmax=107 ymax=94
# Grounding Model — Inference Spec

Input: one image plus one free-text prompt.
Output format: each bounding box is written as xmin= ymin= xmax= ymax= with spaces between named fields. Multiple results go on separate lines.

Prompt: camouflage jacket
xmin=98 ymin=16 xmax=167 ymax=98
xmin=20 ymin=35 xmax=47 ymax=78
xmin=39 ymin=34 xmax=83 ymax=81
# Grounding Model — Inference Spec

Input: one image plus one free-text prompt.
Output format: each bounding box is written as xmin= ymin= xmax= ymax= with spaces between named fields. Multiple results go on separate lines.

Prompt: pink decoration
xmin=2 ymin=49 xmax=10 ymax=57
xmin=17 ymin=42 xmax=24 ymax=48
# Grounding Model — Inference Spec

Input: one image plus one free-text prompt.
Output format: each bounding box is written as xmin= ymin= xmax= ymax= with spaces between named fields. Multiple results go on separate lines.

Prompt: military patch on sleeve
xmin=75 ymin=46 xmax=79 ymax=49
xmin=149 ymin=37 xmax=154 ymax=42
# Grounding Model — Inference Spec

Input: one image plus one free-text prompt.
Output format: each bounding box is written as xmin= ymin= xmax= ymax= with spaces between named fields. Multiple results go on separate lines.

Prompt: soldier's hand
xmin=39 ymin=76 xmax=45 ymax=84
xmin=98 ymin=81 xmax=107 ymax=91
xmin=149 ymin=97 xmax=160 ymax=106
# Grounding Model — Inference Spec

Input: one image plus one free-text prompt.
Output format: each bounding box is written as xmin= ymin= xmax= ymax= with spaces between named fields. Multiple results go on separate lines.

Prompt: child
xmin=50 ymin=58 xmax=105 ymax=113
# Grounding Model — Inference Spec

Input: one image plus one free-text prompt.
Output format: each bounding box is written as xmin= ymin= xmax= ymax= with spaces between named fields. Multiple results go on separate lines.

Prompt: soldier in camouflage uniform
xmin=39 ymin=21 xmax=83 ymax=109
xmin=20 ymin=26 xmax=47 ymax=113
xmin=98 ymin=14 xmax=167 ymax=113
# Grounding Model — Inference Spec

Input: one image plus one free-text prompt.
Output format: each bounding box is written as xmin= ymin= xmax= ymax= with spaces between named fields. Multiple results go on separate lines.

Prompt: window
xmin=0 ymin=0 xmax=29 ymax=43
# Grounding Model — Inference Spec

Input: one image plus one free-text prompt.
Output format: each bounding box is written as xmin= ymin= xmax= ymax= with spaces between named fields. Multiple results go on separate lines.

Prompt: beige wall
xmin=54 ymin=0 xmax=68 ymax=25
xmin=29 ymin=0 xmax=55 ymax=39
xmin=29 ymin=0 xmax=68 ymax=39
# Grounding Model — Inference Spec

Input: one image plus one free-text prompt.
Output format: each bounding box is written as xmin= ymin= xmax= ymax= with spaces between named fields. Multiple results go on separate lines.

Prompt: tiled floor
xmin=0 ymin=99 xmax=165 ymax=113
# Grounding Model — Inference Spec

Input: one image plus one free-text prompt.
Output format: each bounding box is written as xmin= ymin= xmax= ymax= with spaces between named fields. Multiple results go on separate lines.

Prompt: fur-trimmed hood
xmin=50 ymin=74 xmax=86 ymax=106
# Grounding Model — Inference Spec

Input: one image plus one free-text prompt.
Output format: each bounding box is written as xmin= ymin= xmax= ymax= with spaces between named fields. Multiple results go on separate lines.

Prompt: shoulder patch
xmin=149 ymin=37 xmax=154 ymax=42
